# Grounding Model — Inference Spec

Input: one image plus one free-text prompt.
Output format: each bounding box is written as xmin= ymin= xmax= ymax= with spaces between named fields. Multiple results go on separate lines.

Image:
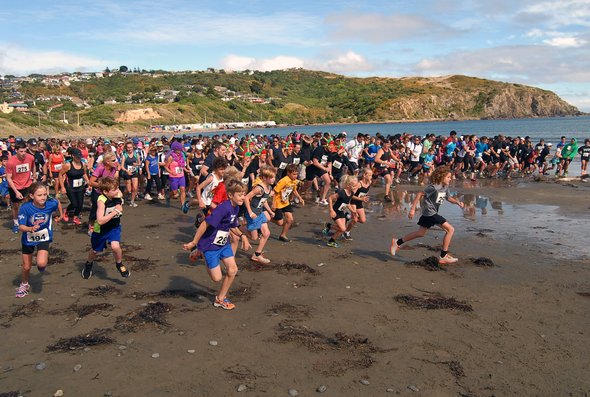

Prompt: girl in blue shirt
xmin=16 ymin=182 xmax=63 ymax=298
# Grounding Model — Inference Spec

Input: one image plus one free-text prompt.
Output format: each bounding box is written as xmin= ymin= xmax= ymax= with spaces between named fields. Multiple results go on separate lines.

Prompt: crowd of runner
xmin=2 ymin=131 xmax=589 ymax=306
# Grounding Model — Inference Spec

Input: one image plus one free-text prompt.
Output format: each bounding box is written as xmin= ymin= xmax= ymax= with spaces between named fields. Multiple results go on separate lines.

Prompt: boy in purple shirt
xmin=183 ymin=180 xmax=251 ymax=310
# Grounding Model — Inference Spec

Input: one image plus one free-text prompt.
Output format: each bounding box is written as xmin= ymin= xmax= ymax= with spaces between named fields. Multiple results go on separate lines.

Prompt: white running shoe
xmin=144 ymin=193 xmax=153 ymax=201
xmin=438 ymin=254 xmax=459 ymax=265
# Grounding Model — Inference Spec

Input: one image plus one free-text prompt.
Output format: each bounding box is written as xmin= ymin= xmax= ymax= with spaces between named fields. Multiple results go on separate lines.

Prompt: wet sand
xmin=1 ymin=178 xmax=589 ymax=396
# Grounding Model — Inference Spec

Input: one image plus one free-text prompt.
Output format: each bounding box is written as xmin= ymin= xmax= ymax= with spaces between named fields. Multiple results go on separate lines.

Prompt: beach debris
xmin=408 ymin=385 xmax=420 ymax=392
xmin=360 ymin=379 xmax=370 ymax=385
xmin=317 ymin=385 xmax=327 ymax=393
xmin=576 ymin=292 xmax=590 ymax=298
xmin=317 ymin=262 xmax=326 ymax=267
xmin=86 ymin=285 xmax=121 ymax=297
xmin=151 ymin=353 xmax=159 ymax=358
xmin=10 ymin=300 xmax=42 ymax=320
xmin=209 ymin=340 xmax=218 ymax=346
xmin=73 ymin=364 xmax=82 ymax=372
xmin=471 ymin=257 xmax=495 ymax=267
xmin=104 ymin=393 xmax=113 ymax=397
xmin=35 ymin=362 xmax=47 ymax=371
xmin=0 ymin=392 xmax=23 ymax=397
xmin=187 ymin=349 xmax=195 ymax=354
xmin=53 ymin=391 xmax=64 ymax=397
xmin=236 ymin=385 xmax=247 ymax=392
xmin=46 ymin=329 xmax=113 ymax=352
xmin=47 ymin=248 xmax=69 ymax=265
xmin=386 ymin=388 xmax=395 ymax=393
xmin=230 ymin=283 xmax=260 ymax=302
xmin=406 ymin=257 xmax=446 ymax=271
xmin=394 ymin=294 xmax=473 ymax=312
xmin=52 ymin=303 xmax=115 ymax=319
xmin=127 ymin=289 xmax=204 ymax=301
xmin=266 ymin=303 xmax=312 ymax=318
xmin=115 ymin=302 xmax=173 ymax=332
xmin=447 ymin=360 xmax=466 ymax=380
xmin=288 ymin=389 xmax=299 ymax=396
xmin=241 ymin=261 xmax=319 ymax=275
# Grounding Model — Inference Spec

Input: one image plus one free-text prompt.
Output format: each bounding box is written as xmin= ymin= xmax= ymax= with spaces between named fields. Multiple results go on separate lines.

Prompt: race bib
xmin=256 ymin=197 xmax=268 ymax=209
xmin=436 ymin=192 xmax=447 ymax=204
xmin=332 ymin=160 xmax=342 ymax=169
xmin=27 ymin=228 xmax=49 ymax=243
xmin=127 ymin=166 xmax=137 ymax=173
xmin=338 ymin=203 xmax=349 ymax=213
xmin=54 ymin=164 xmax=63 ymax=171
xmin=358 ymin=192 xmax=367 ymax=198
xmin=321 ymin=155 xmax=328 ymax=166
xmin=174 ymin=167 xmax=182 ymax=174
xmin=281 ymin=186 xmax=293 ymax=202
xmin=213 ymin=230 xmax=229 ymax=246
xmin=241 ymin=177 xmax=249 ymax=185
xmin=279 ymin=162 xmax=287 ymax=170
xmin=105 ymin=206 xmax=121 ymax=218
xmin=16 ymin=163 xmax=30 ymax=173
xmin=72 ymin=178 xmax=84 ymax=188
xmin=292 ymin=158 xmax=300 ymax=165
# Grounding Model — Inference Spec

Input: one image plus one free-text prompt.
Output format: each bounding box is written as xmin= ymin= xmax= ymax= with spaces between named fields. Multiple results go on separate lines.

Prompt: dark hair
xmin=15 ymin=141 xmax=27 ymax=150
xmin=285 ymin=164 xmax=298 ymax=174
xmin=212 ymin=157 xmax=228 ymax=171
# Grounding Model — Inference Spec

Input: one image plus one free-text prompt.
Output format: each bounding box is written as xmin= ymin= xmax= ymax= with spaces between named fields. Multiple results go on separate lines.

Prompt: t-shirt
xmin=578 ymin=145 xmax=590 ymax=160
xmin=146 ymin=154 xmax=159 ymax=176
xmin=273 ymin=175 xmax=298 ymax=209
xmin=6 ymin=153 xmax=35 ymax=190
xmin=93 ymin=194 xmax=123 ymax=234
xmin=91 ymin=164 xmax=117 ymax=193
xmin=421 ymin=184 xmax=450 ymax=217
xmin=197 ymin=200 xmax=239 ymax=252
xmin=18 ymin=199 xmax=59 ymax=246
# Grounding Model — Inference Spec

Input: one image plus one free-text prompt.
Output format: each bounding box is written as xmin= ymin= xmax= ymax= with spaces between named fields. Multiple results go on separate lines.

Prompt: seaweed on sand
xmin=266 ymin=303 xmax=312 ymax=318
xmin=241 ymin=261 xmax=318 ymax=275
xmin=230 ymin=283 xmax=259 ymax=302
xmin=46 ymin=328 xmax=114 ymax=352
xmin=47 ymin=248 xmax=69 ymax=265
xmin=51 ymin=303 xmax=115 ymax=319
xmin=0 ymin=391 xmax=24 ymax=397
xmin=86 ymin=285 xmax=121 ymax=297
xmin=115 ymin=302 xmax=173 ymax=332
xmin=10 ymin=300 xmax=42 ymax=319
xmin=470 ymin=257 xmax=495 ymax=267
xmin=406 ymin=256 xmax=446 ymax=271
xmin=394 ymin=294 xmax=473 ymax=312
xmin=127 ymin=289 xmax=203 ymax=300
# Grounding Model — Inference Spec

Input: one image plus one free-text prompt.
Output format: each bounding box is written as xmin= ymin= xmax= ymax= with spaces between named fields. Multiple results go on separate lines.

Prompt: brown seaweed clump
xmin=115 ymin=302 xmax=173 ymax=332
xmin=394 ymin=294 xmax=473 ymax=312
xmin=10 ymin=300 xmax=42 ymax=319
xmin=46 ymin=328 xmax=114 ymax=352
xmin=406 ymin=256 xmax=446 ymax=271
xmin=86 ymin=285 xmax=121 ymax=297
xmin=470 ymin=257 xmax=495 ymax=267
xmin=242 ymin=261 xmax=318 ymax=274
xmin=51 ymin=303 xmax=115 ymax=319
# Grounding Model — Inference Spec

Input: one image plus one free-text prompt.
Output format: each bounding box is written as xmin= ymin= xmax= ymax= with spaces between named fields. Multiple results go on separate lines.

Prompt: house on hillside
xmin=8 ymin=102 xmax=29 ymax=113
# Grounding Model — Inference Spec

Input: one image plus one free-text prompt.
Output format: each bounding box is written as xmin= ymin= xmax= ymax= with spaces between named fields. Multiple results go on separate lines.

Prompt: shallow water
xmin=366 ymin=188 xmax=590 ymax=261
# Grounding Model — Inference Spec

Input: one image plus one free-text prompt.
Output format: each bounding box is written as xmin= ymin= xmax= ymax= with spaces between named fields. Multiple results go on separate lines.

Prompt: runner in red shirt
xmin=6 ymin=141 xmax=36 ymax=233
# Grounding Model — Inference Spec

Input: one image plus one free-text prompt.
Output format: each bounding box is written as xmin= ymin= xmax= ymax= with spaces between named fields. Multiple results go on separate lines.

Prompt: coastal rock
xmin=317 ymin=385 xmax=327 ymax=393
xmin=288 ymin=389 xmax=298 ymax=396
xmin=237 ymin=384 xmax=247 ymax=392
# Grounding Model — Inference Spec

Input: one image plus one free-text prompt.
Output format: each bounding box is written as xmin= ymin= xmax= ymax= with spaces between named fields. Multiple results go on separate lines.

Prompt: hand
xmin=183 ymin=242 xmax=195 ymax=251
xmin=115 ymin=204 xmax=123 ymax=212
xmin=458 ymin=201 xmax=465 ymax=208
xmin=15 ymin=191 xmax=23 ymax=200
xmin=61 ymin=188 xmax=66 ymax=194
xmin=299 ymin=199 xmax=305 ymax=206
xmin=330 ymin=210 xmax=336 ymax=218
xmin=30 ymin=224 xmax=40 ymax=232
xmin=249 ymin=212 xmax=257 ymax=219
xmin=408 ymin=209 xmax=415 ymax=219
xmin=241 ymin=237 xmax=251 ymax=251
xmin=54 ymin=215 xmax=62 ymax=223
xmin=362 ymin=196 xmax=369 ymax=202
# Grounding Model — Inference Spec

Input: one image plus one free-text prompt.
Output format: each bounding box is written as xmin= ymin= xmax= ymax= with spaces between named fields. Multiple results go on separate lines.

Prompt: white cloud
xmin=220 ymin=51 xmax=373 ymax=74
xmin=519 ymin=0 xmax=590 ymax=28
xmin=543 ymin=37 xmax=587 ymax=47
xmin=0 ymin=44 xmax=108 ymax=75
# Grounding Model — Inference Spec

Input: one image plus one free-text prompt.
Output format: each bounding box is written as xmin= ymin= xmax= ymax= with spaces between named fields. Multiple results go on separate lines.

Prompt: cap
xmin=196 ymin=144 xmax=203 ymax=150
xmin=156 ymin=141 xmax=164 ymax=146
xmin=132 ymin=137 xmax=140 ymax=145
xmin=547 ymin=143 xmax=553 ymax=146
xmin=27 ymin=138 xmax=38 ymax=145
xmin=70 ymin=148 xmax=82 ymax=158
xmin=86 ymin=138 xmax=93 ymax=145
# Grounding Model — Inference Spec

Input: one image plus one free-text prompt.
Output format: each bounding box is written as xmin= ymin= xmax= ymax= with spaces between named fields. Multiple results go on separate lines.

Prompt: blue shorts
xmin=0 ymin=182 xmax=8 ymax=197
xmin=246 ymin=212 xmax=267 ymax=232
xmin=203 ymin=244 xmax=234 ymax=269
xmin=91 ymin=226 xmax=122 ymax=252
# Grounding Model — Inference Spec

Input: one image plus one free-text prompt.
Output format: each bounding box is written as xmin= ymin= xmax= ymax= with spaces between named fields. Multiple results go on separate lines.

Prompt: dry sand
xmin=1 ymin=178 xmax=589 ymax=397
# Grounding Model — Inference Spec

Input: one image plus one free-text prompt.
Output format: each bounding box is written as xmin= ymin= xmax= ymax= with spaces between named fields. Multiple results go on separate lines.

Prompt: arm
xmin=96 ymin=198 xmax=123 ymax=225
xmin=408 ymin=191 xmax=424 ymax=219
xmin=183 ymin=220 xmax=208 ymax=250
xmin=328 ymin=192 xmax=338 ymax=219
xmin=58 ymin=163 xmax=70 ymax=194
xmin=230 ymin=226 xmax=251 ymax=251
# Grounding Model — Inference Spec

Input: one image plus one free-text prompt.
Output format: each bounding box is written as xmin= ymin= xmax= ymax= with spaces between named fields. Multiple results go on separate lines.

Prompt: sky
xmin=0 ymin=0 xmax=589 ymax=111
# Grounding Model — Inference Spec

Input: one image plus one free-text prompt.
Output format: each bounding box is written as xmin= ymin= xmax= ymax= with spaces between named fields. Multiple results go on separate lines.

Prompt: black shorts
xmin=417 ymin=214 xmax=447 ymax=229
xmin=22 ymin=242 xmax=50 ymax=255
xmin=273 ymin=204 xmax=293 ymax=221
xmin=121 ymin=172 xmax=139 ymax=181
xmin=52 ymin=172 xmax=60 ymax=179
xmin=9 ymin=187 xmax=29 ymax=203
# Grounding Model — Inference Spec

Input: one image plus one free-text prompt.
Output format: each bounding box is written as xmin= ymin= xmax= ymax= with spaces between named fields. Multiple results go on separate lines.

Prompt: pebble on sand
xmin=316 ymin=385 xmax=327 ymax=393
xmin=360 ymin=379 xmax=370 ymax=385
xmin=35 ymin=362 xmax=46 ymax=371
xmin=288 ymin=389 xmax=298 ymax=396
xmin=73 ymin=364 xmax=82 ymax=372
xmin=209 ymin=340 xmax=218 ymax=346
xmin=151 ymin=353 xmax=160 ymax=358
xmin=53 ymin=390 xmax=64 ymax=397
xmin=237 ymin=384 xmax=247 ymax=392
xmin=408 ymin=385 xmax=420 ymax=392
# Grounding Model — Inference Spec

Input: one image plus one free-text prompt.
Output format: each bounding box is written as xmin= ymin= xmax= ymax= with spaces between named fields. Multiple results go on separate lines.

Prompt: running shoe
xmin=251 ymin=254 xmax=271 ymax=264
xmin=12 ymin=224 xmax=19 ymax=234
xmin=319 ymin=199 xmax=329 ymax=206
xmin=315 ymin=196 xmax=321 ymax=204
xmin=342 ymin=232 xmax=353 ymax=241
xmin=327 ymin=240 xmax=340 ymax=248
xmin=390 ymin=238 xmax=399 ymax=256
xmin=181 ymin=201 xmax=190 ymax=214
xmin=15 ymin=283 xmax=30 ymax=298
xmin=72 ymin=216 xmax=82 ymax=225
xmin=278 ymin=235 xmax=291 ymax=242
xmin=157 ymin=193 xmax=165 ymax=200
xmin=129 ymin=201 xmax=138 ymax=208
xmin=63 ymin=213 xmax=70 ymax=223
xmin=144 ymin=193 xmax=153 ymax=201
xmin=384 ymin=195 xmax=392 ymax=202
xmin=82 ymin=262 xmax=94 ymax=279
xmin=213 ymin=296 xmax=235 ymax=310
xmin=322 ymin=222 xmax=332 ymax=235
xmin=116 ymin=263 xmax=130 ymax=278
xmin=438 ymin=254 xmax=459 ymax=265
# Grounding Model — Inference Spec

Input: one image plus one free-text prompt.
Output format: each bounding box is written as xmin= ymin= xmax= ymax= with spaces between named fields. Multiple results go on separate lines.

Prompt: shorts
xmin=121 ymin=172 xmax=139 ymax=181
xmin=52 ymin=172 xmax=60 ymax=179
xmin=203 ymin=244 xmax=234 ymax=269
xmin=417 ymin=214 xmax=447 ymax=229
xmin=9 ymin=187 xmax=29 ymax=203
xmin=305 ymin=167 xmax=318 ymax=181
xmin=169 ymin=176 xmax=186 ymax=191
xmin=273 ymin=205 xmax=293 ymax=221
xmin=22 ymin=241 xmax=50 ymax=255
xmin=332 ymin=210 xmax=349 ymax=221
xmin=410 ymin=160 xmax=421 ymax=169
xmin=0 ymin=183 xmax=8 ymax=197
xmin=246 ymin=212 xmax=268 ymax=232
xmin=91 ymin=226 xmax=122 ymax=252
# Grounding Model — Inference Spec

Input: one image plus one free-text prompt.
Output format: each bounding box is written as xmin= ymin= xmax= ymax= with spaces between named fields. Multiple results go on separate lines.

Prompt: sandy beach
xmin=1 ymin=178 xmax=589 ymax=397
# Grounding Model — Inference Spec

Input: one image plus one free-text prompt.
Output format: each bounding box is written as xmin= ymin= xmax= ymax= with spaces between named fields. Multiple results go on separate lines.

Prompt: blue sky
xmin=1 ymin=0 xmax=589 ymax=111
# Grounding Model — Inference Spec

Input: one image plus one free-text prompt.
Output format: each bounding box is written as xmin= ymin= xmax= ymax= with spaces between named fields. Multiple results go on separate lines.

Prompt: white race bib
xmin=281 ymin=186 xmax=294 ymax=202
xmin=54 ymin=163 xmax=62 ymax=171
xmin=256 ymin=197 xmax=268 ymax=209
xmin=338 ymin=203 xmax=349 ymax=213
xmin=279 ymin=162 xmax=287 ymax=169
xmin=436 ymin=192 xmax=446 ymax=204
xmin=16 ymin=163 xmax=30 ymax=173
xmin=127 ymin=166 xmax=137 ymax=173
xmin=26 ymin=228 xmax=49 ymax=243
xmin=72 ymin=178 xmax=84 ymax=188
xmin=174 ymin=166 xmax=183 ymax=174
xmin=241 ymin=177 xmax=249 ymax=185
xmin=213 ymin=230 xmax=229 ymax=246
xmin=358 ymin=192 xmax=367 ymax=198
xmin=292 ymin=158 xmax=300 ymax=165
xmin=332 ymin=160 xmax=342 ymax=169
xmin=321 ymin=155 xmax=328 ymax=166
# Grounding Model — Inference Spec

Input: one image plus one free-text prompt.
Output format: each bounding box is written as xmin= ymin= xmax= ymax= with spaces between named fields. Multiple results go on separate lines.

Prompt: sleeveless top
xmin=66 ymin=162 xmax=86 ymax=190
xmin=250 ymin=184 xmax=270 ymax=216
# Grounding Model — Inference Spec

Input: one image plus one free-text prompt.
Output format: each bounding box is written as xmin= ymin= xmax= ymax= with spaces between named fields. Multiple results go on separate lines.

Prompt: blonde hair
xmin=223 ymin=166 xmax=242 ymax=185
xmin=340 ymin=174 xmax=358 ymax=189
xmin=259 ymin=165 xmax=277 ymax=179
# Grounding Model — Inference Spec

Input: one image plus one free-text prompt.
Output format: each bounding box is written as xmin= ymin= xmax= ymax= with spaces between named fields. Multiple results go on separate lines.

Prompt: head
xmin=102 ymin=152 xmax=118 ymax=168
xmin=285 ymin=164 xmax=299 ymax=180
xmin=360 ymin=167 xmax=373 ymax=181
xmin=223 ymin=166 xmax=242 ymax=185
xmin=226 ymin=179 xmax=247 ymax=206
xmin=98 ymin=176 xmax=121 ymax=199
xmin=15 ymin=141 xmax=27 ymax=160
xmin=430 ymin=166 xmax=452 ymax=186
xmin=28 ymin=182 xmax=48 ymax=206
xmin=259 ymin=165 xmax=277 ymax=184
xmin=211 ymin=157 xmax=228 ymax=177
xmin=340 ymin=174 xmax=359 ymax=191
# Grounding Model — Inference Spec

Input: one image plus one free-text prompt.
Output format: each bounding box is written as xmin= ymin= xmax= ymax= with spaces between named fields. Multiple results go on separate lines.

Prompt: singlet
xmin=49 ymin=153 xmax=64 ymax=173
xmin=122 ymin=152 xmax=139 ymax=175
xmin=332 ymin=189 xmax=352 ymax=215
xmin=93 ymin=194 xmax=123 ymax=234
xmin=201 ymin=173 xmax=223 ymax=206
xmin=197 ymin=200 xmax=239 ymax=252
xmin=249 ymin=183 xmax=270 ymax=216
xmin=351 ymin=182 xmax=370 ymax=206
xmin=66 ymin=162 xmax=86 ymax=190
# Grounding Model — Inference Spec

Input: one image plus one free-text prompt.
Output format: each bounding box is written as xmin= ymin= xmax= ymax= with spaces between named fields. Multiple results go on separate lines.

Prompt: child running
xmin=15 ymin=182 xmax=63 ymax=298
xmin=346 ymin=167 xmax=372 ymax=239
xmin=390 ymin=166 xmax=464 ymax=264
xmin=244 ymin=165 xmax=276 ymax=263
xmin=324 ymin=175 xmax=358 ymax=248
xmin=82 ymin=176 xmax=130 ymax=279
xmin=183 ymin=180 xmax=251 ymax=310
xmin=272 ymin=164 xmax=304 ymax=242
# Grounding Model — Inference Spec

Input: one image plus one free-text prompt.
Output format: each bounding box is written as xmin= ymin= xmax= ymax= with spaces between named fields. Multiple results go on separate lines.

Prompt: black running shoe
xmin=82 ymin=262 xmax=94 ymax=279
xmin=116 ymin=263 xmax=130 ymax=278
